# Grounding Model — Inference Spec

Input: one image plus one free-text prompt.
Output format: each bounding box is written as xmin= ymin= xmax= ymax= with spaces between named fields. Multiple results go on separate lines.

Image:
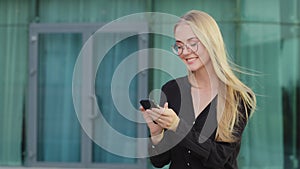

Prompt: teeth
xmin=186 ymin=58 xmax=196 ymax=62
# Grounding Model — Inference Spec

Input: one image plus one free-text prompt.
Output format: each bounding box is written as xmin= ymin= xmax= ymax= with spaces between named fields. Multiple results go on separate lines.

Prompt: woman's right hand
xmin=140 ymin=106 xmax=164 ymax=136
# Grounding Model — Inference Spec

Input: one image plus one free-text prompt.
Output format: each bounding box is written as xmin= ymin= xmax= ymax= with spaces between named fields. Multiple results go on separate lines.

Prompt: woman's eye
xmin=190 ymin=43 xmax=198 ymax=47
xmin=177 ymin=46 xmax=183 ymax=49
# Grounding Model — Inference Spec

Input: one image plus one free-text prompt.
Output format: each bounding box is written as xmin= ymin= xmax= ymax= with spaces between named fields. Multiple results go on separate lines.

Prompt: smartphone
xmin=139 ymin=99 xmax=159 ymax=109
xmin=140 ymin=99 xmax=159 ymax=124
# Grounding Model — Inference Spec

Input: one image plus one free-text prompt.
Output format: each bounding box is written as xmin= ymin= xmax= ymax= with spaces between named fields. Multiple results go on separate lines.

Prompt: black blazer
xmin=148 ymin=76 xmax=248 ymax=169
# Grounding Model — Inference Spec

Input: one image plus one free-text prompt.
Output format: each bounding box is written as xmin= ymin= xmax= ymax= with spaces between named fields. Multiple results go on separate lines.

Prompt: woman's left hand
xmin=150 ymin=102 xmax=180 ymax=132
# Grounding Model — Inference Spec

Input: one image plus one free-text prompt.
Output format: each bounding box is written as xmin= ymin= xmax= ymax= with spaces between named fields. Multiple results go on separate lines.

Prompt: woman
xmin=140 ymin=10 xmax=256 ymax=169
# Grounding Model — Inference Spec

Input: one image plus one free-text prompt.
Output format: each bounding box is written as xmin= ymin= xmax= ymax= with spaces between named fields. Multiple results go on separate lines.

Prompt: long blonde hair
xmin=176 ymin=10 xmax=256 ymax=142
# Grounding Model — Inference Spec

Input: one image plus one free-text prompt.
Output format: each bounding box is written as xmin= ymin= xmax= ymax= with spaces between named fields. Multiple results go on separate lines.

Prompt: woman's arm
xmin=148 ymin=131 xmax=171 ymax=168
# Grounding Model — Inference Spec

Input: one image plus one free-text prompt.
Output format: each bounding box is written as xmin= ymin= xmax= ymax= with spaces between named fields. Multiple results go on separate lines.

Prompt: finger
xmin=158 ymin=102 xmax=168 ymax=116
xmin=156 ymin=115 xmax=172 ymax=125
xmin=139 ymin=106 xmax=145 ymax=112
xmin=144 ymin=114 xmax=158 ymax=125
xmin=146 ymin=109 xmax=161 ymax=121
xmin=156 ymin=118 xmax=171 ymax=129
xmin=141 ymin=111 xmax=153 ymax=123
xmin=164 ymin=102 xmax=168 ymax=109
xmin=155 ymin=117 xmax=171 ymax=129
xmin=154 ymin=118 xmax=164 ymax=127
xmin=151 ymin=107 xmax=162 ymax=115
xmin=152 ymin=107 xmax=167 ymax=117
xmin=148 ymin=108 xmax=163 ymax=120
xmin=142 ymin=110 xmax=159 ymax=123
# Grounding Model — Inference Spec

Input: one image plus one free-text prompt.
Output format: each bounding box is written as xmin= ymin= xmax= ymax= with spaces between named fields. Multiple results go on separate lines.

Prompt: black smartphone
xmin=140 ymin=99 xmax=159 ymax=109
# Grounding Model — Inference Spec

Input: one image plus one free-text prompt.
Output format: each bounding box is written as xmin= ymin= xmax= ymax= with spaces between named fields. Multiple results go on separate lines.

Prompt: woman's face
xmin=174 ymin=23 xmax=211 ymax=72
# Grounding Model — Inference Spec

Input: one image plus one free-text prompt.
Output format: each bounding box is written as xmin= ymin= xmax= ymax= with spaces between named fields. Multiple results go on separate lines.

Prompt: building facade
xmin=0 ymin=0 xmax=299 ymax=168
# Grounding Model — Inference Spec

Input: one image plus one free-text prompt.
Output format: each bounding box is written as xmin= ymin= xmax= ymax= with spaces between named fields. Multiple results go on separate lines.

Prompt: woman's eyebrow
xmin=175 ymin=37 xmax=198 ymax=43
xmin=187 ymin=37 xmax=198 ymax=41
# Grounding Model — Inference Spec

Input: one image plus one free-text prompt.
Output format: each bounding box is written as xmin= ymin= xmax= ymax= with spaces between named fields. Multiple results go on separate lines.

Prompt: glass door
xmin=27 ymin=23 xmax=148 ymax=169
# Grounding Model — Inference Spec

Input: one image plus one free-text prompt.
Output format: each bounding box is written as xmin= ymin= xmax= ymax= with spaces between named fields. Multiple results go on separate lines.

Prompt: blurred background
xmin=0 ymin=0 xmax=299 ymax=169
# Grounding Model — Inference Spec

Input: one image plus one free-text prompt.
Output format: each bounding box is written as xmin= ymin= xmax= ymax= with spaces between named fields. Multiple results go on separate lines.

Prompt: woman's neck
xmin=188 ymin=64 xmax=219 ymax=90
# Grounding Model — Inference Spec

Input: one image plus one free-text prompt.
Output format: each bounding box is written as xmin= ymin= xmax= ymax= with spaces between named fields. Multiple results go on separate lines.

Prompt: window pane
xmin=93 ymin=34 xmax=139 ymax=163
xmin=280 ymin=24 xmax=300 ymax=169
xmin=238 ymin=23 xmax=284 ymax=168
xmin=37 ymin=33 xmax=82 ymax=162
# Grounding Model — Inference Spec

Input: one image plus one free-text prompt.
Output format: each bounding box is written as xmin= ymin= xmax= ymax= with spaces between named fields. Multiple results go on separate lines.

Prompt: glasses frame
xmin=171 ymin=39 xmax=200 ymax=56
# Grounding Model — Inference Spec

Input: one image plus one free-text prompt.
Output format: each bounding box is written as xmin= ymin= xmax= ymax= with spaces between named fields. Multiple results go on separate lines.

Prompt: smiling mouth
xmin=186 ymin=57 xmax=198 ymax=63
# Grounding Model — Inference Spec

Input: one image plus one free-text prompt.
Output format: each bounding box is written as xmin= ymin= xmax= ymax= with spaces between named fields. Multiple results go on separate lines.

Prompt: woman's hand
xmin=151 ymin=102 xmax=180 ymax=132
xmin=140 ymin=106 xmax=164 ymax=136
xmin=140 ymin=102 xmax=180 ymax=144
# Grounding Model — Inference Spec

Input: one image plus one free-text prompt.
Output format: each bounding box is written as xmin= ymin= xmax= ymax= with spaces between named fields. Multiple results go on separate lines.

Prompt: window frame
xmin=27 ymin=23 xmax=149 ymax=169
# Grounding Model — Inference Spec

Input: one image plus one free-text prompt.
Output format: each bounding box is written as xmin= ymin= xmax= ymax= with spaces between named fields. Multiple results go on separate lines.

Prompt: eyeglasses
xmin=171 ymin=39 xmax=200 ymax=56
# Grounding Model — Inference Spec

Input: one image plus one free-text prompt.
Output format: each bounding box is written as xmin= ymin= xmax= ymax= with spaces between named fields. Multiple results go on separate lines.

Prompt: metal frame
xmin=27 ymin=23 xmax=149 ymax=168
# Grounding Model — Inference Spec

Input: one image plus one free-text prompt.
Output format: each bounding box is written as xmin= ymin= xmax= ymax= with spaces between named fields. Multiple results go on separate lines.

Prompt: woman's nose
xmin=181 ymin=45 xmax=192 ymax=55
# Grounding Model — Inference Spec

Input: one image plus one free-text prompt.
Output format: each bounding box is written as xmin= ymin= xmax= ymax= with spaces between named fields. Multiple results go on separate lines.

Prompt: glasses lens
xmin=189 ymin=42 xmax=198 ymax=53
xmin=171 ymin=41 xmax=199 ymax=55
xmin=172 ymin=44 xmax=181 ymax=55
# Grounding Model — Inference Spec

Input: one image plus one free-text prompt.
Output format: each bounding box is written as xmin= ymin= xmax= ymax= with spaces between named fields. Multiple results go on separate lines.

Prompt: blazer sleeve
xmin=148 ymin=136 xmax=171 ymax=168
xmin=174 ymin=102 xmax=250 ymax=168
xmin=147 ymin=83 xmax=173 ymax=168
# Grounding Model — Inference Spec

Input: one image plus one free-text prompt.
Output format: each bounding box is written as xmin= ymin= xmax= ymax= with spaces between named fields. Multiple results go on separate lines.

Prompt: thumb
xmin=164 ymin=102 xmax=168 ymax=109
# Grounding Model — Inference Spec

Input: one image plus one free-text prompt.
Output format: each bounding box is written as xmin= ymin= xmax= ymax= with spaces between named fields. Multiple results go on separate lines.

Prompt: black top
xmin=148 ymin=76 xmax=249 ymax=169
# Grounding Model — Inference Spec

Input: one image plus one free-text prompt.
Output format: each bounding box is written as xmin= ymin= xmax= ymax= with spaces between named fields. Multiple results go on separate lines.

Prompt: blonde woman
xmin=141 ymin=10 xmax=256 ymax=169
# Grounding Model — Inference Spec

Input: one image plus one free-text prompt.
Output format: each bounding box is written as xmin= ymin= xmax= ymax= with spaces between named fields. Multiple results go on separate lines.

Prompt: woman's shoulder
xmin=162 ymin=76 xmax=189 ymax=90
